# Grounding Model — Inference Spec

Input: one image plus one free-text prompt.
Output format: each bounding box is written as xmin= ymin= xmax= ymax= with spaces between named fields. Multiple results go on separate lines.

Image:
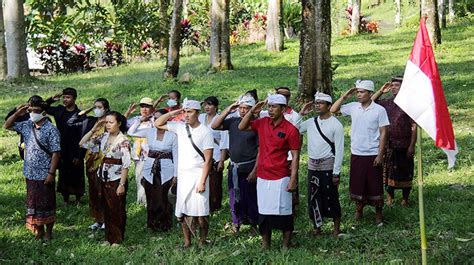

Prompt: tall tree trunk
xmin=351 ymin=0 xmax=361 ymax=35
xmin=298 ymin=0 xmax=332 ymax=102
xmin=438 ymin=0 xmax=446 ymax=28
xmin=210 ymin=0 xmax=233 ymax=71
xmin=0 ymin=2 xmax=7 ymax=80
xmin=266 ymin=0 xmax=284 ymax=52
xmin=183 ymin=0 xmax=189 ymax=18
xmin=422 ymin=0 xmax=442 ymax=45
xmin=395 ymin=0 xmax=402 ymax=26
xmin=448 ymin=0 xmax=454 ymax=22
xmin=164 ymin=0 xmax=183 ymax=79
xmin=159 ymin=0 xmax=171 ymax=56
xmin=4 ymin=0 xmax=29 ymax=79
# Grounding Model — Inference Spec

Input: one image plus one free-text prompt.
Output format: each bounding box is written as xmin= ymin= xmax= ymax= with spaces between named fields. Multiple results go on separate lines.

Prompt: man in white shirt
xmin=154 ymin=98 xmax=214 ymax=248
xmin=299 ymin=92 xmax=344 ymax=236
xmin=331 ymin=80 xmax=389 ymax=226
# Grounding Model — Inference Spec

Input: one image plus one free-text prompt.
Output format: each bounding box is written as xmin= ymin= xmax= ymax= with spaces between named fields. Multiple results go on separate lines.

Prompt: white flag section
xmin=394 ymin=19 xmax=458 ymax=169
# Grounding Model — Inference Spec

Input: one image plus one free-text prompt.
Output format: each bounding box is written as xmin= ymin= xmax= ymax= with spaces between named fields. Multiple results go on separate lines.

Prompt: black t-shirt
xmin=221 ymin=117 xmax=258 ymax=163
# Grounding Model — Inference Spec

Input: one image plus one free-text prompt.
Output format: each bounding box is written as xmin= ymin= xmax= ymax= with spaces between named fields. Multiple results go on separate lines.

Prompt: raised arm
xmin=3 ymin=105 xmax=28 ymax=130
xmin=154 ymin=108 xmax=183 ymax=130
xmin=371 ymin=82 xmax=392 ymax=101
xmin=330 ymin=88 xmax=356 ymax=114
xmin=211 ymin=101 xmax=239 ymax=130
xmin=238 ymin=101 xmax=265 ymax=131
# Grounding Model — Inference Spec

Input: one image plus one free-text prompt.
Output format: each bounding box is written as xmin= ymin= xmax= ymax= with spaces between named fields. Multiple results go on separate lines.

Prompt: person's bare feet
xmin=386 ymin=194 xmax=394 ymax=207
xmin=249 ymin=225 xmax=258 ymax=237
xmin=375 ymin=210 xmax=383 ymax=226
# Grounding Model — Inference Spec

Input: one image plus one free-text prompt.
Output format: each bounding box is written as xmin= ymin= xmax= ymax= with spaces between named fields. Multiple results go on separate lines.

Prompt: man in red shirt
xmin=238 ymin=94 xmax=300 ymax=251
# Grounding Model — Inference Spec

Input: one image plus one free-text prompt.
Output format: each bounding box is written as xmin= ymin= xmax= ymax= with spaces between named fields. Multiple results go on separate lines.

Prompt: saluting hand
xmin=252 ymin=101 xmax=266 ymax=115
xmin=343 ymin=87 xmax=357 ymax=99
xmin=16 ymin=105 xmax=29 ymax=116
xmin=380 ymin=82 xmax=392 ymax=94
xmin=226 ymin=101 xmax=240 ymax=113
xmin=51 ymin=92 xmax=63 ymax=102
xmin=299 ymin=101 xmax=314 ymax=116
xmin=170 ymin=108 xmax=184 ymax=117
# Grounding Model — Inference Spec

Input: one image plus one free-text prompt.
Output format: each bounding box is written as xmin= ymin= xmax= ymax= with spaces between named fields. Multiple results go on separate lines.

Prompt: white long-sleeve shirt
xmin=128 ymin=122 xmax=178 ymax=184
xmin=299 ymin=116 xmax=344 ymax=175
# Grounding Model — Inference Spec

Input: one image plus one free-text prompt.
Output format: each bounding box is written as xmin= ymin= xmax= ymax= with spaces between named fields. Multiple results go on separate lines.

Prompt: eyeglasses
xmin=139 ymin=104 xmax=153 ymax=108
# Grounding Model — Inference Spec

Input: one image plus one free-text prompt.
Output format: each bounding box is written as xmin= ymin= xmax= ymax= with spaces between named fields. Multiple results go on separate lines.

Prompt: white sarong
xmin=257 ymin=177 xmax=292 ymax=215
xmin=175 ymin=168 xmax=210 ymax=217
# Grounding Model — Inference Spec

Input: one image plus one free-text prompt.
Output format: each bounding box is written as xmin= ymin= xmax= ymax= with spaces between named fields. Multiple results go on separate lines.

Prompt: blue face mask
xmin=167 ymin=99 xmax=177 ymax=107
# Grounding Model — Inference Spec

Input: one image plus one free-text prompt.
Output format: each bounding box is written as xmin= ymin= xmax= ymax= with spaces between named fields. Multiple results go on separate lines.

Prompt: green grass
xmin=1 ymin=15 xmax=473 ymax=265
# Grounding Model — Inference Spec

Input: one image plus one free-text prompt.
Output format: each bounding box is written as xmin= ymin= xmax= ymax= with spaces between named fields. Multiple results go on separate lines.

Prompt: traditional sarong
xmin=102 ymin=179 xmax=128 ymax=244
xmin=25 ymin=179 xmax=56 ymax=233
xmin=85 ymin=152 xmax=103 ymax=223
xmin=228 ymin=160 xmax=258 ymax=226
xmin=142 ymin=150 xmax=173 ymax=231
xmin=383 ymin=147 xmax=414 ymax=189
xmin=209 ymin=161 xmax=223 ymax=213
xmin=257 ymin=177 xmax=293 ymax=234
xmin=175 ymin=168 xmax=210 ymax=218
xmin=57 ymin=159 xmax=85 ymax=197
xmin=349 ymin=155 xmax=384 ymax=207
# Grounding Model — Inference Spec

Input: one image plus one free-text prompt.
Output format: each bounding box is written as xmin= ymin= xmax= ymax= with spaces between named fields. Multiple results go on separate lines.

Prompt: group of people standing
xmin=4 ymin=76 xmax=416 ymax=250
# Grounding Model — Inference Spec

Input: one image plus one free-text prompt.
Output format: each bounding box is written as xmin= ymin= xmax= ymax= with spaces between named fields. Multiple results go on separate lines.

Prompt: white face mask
xmin=30 ymin=112 xmax=45 ymax=123
xmin=166 ymin=99 xmax=177 ymax=107
xmin=93 ymin=108 xmax=105 ymax=117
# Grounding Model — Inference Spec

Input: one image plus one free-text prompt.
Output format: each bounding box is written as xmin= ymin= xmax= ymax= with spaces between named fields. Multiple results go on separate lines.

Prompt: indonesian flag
xmin=394 ymin=19 xmax=458 ymax=169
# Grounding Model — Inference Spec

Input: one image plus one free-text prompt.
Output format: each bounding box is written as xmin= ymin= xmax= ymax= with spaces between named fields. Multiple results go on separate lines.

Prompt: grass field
xmin=0 ymin=12 xmax=473 ymax=264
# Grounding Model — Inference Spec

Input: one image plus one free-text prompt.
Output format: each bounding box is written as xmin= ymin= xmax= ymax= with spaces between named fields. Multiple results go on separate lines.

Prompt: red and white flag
xmin=394 ymin=19 xmax=458 ymax=168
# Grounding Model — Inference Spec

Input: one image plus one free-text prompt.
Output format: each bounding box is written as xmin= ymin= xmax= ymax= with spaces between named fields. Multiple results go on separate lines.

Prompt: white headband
xmin=267 ymin=94 xmax=287 ymax=105
xmin=354 ymin=80 xmax=375 ymax=92
xmin=314 ymin=92 xmax=332 ymax=103
xmin=239 ymin=95 xmax=256 ymax=107
xmin=182 ymin=98 xmax=201 ymax=110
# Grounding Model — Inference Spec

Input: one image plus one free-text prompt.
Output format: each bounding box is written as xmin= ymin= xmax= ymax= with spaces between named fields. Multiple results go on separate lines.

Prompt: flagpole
xmin=417 ymin=125 xmax=428 ymax=265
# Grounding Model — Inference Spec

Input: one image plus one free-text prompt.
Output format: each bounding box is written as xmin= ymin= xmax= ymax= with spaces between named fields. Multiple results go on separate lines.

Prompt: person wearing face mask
xmin=124 ymin=97 xmax=156 ymax=205
xmin=4 ymin=99 xmax=61 ymax=241
xmin=371 ymin=76 xmax=417 ymax=207
xmin=81 ymin=111 xmax=131 ymax=245
xmin=157 ymin=90 xmax=186 ymax=122
xmin=128 ymin=109 xmax=178 ymax=231
xmin=5 ymin=95 xmax=46 ymax=160
xmin=198 ymin=96 xmax=229 ymax=213
xmin=45 ymin=87 xmax=85 ymax=205
xmin=71 ymin=98 xmax=111 ymax=230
